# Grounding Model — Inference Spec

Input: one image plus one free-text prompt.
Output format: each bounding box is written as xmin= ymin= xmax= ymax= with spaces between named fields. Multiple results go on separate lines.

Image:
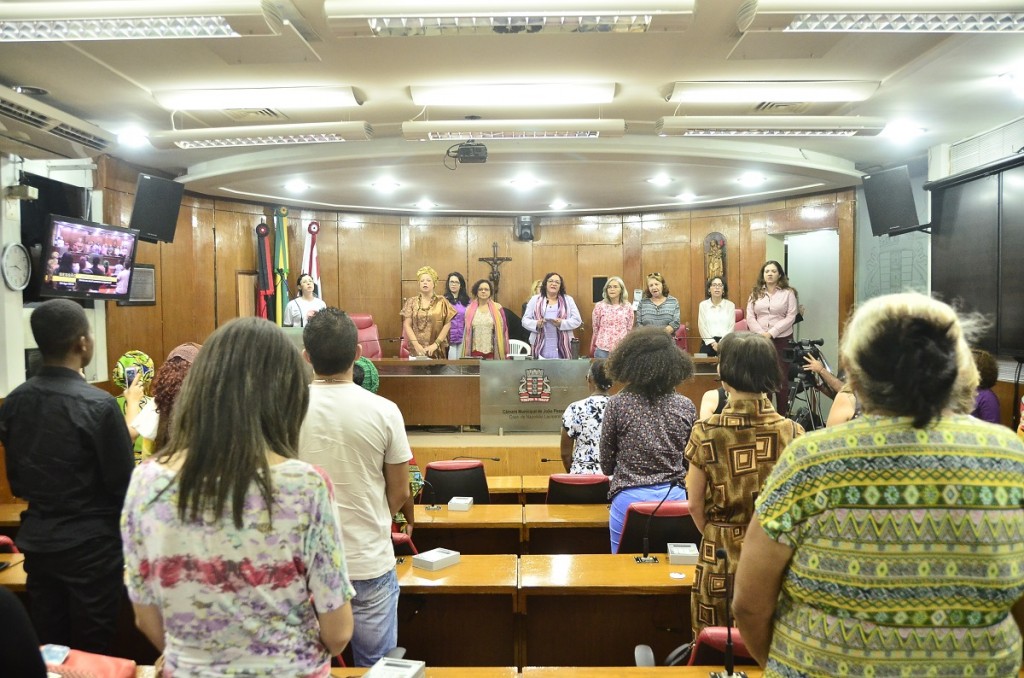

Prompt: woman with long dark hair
xmin=121 ymin=318 xmax=354 ymax=676
xmin=745 ymin=260 xmax=798 ymax=415
xmin=443 ymin=272 xmax=470 ymax=359
xmin=284 ymin=273 xmax=326 ymax=327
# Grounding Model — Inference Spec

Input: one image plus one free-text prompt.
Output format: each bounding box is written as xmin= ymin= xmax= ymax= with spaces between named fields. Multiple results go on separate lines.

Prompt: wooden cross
xmin=478 ymin=241 xmax=512 ymax=300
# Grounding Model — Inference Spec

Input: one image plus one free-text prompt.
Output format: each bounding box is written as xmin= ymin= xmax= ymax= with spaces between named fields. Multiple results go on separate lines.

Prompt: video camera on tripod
xmin=783 ymin=338 xmax=825 ymax=387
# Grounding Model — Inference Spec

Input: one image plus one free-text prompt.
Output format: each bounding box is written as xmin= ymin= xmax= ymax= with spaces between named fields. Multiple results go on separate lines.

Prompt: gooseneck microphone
xmin=635 ymin=479 xmax=679 ymax=564
xmin=453 ymin=455 xmax=501 ymax=462
xmin=539 ymin=458 xmax=562 ymax=463
xmin=709 ymin=547 xmax=747 ymax=678
xmin=419 ymin=479 xmax=442 ymax=511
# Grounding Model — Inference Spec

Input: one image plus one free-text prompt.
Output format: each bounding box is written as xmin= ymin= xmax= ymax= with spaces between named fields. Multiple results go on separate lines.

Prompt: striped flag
xmin=273 ymin=207 xmax=290 ymax=326
xmin=301 ymin=220 xmax=321 ymax=298
xmin=255 ymin=221 xmax=273 ymax=320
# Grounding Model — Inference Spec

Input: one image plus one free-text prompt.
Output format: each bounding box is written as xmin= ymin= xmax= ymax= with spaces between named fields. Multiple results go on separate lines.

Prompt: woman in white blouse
xmin=697 ymin=276 xmax=735 ymax=356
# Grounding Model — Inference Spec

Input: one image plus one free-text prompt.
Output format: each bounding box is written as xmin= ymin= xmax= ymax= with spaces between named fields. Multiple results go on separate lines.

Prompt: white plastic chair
xmin=508 ymin=339 xmax=531 ymax=358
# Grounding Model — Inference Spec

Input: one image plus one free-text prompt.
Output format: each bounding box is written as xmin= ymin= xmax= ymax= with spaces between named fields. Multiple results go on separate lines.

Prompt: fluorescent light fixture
xmin=411 ymin=83 xmax=615 ymax=107
xmin=510 ymin=175 xmax=542 ymax=190
xmin=414 ymin=199 xmax=436 ymax=210
xmin=154 ymin=86 xmax=360 ymax=111
xmin=0 ymin=0 xmax=288 ymax=42
xmin=403 ymin=118 xmax=625 ymax=140
xmin=881 ymin=120 xmax=927 ymax=140
xmin=647 ymin=174 xmax=673 ymax=186
xmin=656 ymin=115 xmax=886 ymax=137
xmin=668 ymin=80 xmax=879 ymax=103
xmin=116 ymin=127 xmax=149 ymax=148
xmin=737 ymin=1 xmax=1024 ymax=33
xmin=549 ymin=199 xmax=569 ymax=210
xmin=326 ymin=1 xmax=695 ymax=37
xmin=148 ymin=122 xmax=373 ymax=149
xmin=738 ymin=172 xmax=767 ymax=186
xmin=285 ymin=180 xmax=309 ymax=193
xmin=372 ymin=179 xmax=401 ymax=192
xmin=676 ymin=192 xmax=697 ymax=203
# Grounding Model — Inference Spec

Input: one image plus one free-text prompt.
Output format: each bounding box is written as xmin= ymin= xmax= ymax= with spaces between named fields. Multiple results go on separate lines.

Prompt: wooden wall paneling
xmin=640 ymin=211 xmax=691 ymax=246
xmin=213 ymin=202 xmax=267 ymax=329
xmin=836 ymin=196 xmax=856 ymax=333
xmin=465 ymin=219 xmax=532 ymax=310
xmin=738 ymin=212 xmax=768 ymax=313
xmin=289 ymin=209 xmax=340 ymax=307
xmin=576 ymin=244 xmax=624 ymax=354
xmin=531 ymin=245 xmax=579 ymax=301
xmin=402 ymin=217 xmax=470 ymax=285
xmin=763 ymin=204 xmax=838 ymax=236
xmin=537 ymin=215 xmax=623 ymax=246
xmin=640 ymin=242 xmax=690 ymax=332
xmin=689 ymin=212 xmax=741 ymax=340
xmin=622 ymin=215 xmax=643 ymax=299
xmin=103 ymin=237 xmax=165 ymax=380
xmin=159 ymin=203 xmax=216 ymax=353
xmin=339 ymin=219 xmax=403 ymax=355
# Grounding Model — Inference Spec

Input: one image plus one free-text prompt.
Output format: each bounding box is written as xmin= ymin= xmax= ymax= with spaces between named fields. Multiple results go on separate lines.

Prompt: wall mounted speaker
xmin=514 ymin=215 xmax=535 ymax=241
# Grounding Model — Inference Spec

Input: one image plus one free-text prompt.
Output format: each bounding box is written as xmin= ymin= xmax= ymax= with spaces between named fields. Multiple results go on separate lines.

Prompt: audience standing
xmin=523 ymin=272 xmax=583 ymax=359
xmin=635 ymin=272 xmax=681 ymax=337
xmin=130 ymin=342 xmax=201 ymax=457
xmin=734 ymin=293 xmax=1024 ymax=676
xmin=401 ymin=266 xmax=455 ymax=359
xmin=0 ymin=299 xmax=134 ymax=652
xmin=300 ymin=308 xmax=412 ymax=666
xmin=697 ymin=276 xmax=735 ymax=356
xmin=560 ymin=359 xmax=614 ymax=474
xmin=283 ymin=273 xmax=327 ymax=328
xmin=462 ymin=279 xmax=511 ymax=359
xmin=745 ymin=260 xmax=799 ymax=416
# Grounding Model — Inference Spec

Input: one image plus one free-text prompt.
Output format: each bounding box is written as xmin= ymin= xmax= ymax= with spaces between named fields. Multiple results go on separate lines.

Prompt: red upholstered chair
xmin=546 ymin=474 xmax=610 ymax=504
xmin=616 ymin=500 xmax=702 ymax=554
xmin=674 ymin=323 xmax=690 ymax=352
xmin=399 ymin=328 xmax=411 ymax=359
xmin=734 ymin=307 xmax=748 ymax=332
xmin=687 ymin=626 xmax=755 ymax=666
xmin=391 ymin=531 xmax=419 ymax=556
xmin=350 ymin=313 xmax=382 ymax=359
xmin=422 ymin=460 xmax=490 ymax=504
xmin=0 ymin=535 xmax=19 ymax=553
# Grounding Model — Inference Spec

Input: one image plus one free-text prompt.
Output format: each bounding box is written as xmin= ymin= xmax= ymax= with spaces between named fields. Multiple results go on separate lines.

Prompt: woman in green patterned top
xmin=734 ymin=293 xmax=1024 ymax=677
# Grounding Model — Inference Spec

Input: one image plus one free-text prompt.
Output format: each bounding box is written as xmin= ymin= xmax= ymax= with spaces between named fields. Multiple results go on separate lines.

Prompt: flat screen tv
xmin=129 ymin=173 xmax=184 ymax=243
xmin=40 ymin=214 xmax=139 ymax=302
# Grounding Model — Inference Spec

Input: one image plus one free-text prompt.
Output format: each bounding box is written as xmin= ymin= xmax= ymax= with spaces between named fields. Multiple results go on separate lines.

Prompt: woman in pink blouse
xmin=745 ymin=260 xmax=799 ymax=416
xmin=591 ymin=276 xmax=634 ymax=358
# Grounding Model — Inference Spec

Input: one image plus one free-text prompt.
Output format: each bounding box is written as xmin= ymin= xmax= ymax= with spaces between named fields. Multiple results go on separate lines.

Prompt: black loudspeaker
xmin=514 ymin=215 xmax=535 ymax=241
xmin=862 ymin=165 xmax=920 ymax=236
xmin=129 ymin=173 xmax=185 ymax=244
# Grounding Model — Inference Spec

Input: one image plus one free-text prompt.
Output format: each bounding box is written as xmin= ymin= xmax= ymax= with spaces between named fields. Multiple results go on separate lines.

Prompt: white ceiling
xmin=0 ymin=0 xmax=1022 ymax=216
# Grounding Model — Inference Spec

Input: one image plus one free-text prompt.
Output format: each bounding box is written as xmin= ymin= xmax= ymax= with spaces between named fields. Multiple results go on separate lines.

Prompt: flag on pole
xmin=301 ymin=220 xmax=321 ymax=298
xmin=255 ymin=221 xmax=273 ymax=320
xmin=273 ymin=207 xmax=290 ymax=326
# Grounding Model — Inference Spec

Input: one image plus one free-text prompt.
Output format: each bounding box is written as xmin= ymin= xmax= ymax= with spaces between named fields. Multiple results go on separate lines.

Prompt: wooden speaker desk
xmin=397 ymin=554 xmax=518 ymax=667
xmin=0 ymin=553 xmax=26 ymax=592
xmin=332 ymin=670 xmax=518 ymax=677
xmin=0 ymin=502 xmax=26 ymax=527
xmin=522 ymin=504 xmax=610 ymax=554
xmin=518 ymin=554 xmax=693 ymax=667
xmin=412 ymin=505 xmax=524 ymax=554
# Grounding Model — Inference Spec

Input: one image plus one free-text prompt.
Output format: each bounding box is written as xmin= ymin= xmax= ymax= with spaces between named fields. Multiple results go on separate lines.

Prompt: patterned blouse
xmin=401 ymin=295 xmax=455 ymax=359
xmin=122 ymin=459 xmax=355 ymax=678
xmin=684 ymin=396 xmax=803 ymax=635
xmin=599 ymin=390 xmax=695 ymax=496
xmin=756 ymin=414 xmax=1024 ymax=678
xmin=562 ymin=394 xmax=610 ymax=474
xmin=591 ymin=302 xmax=634 ymax=354
xmin=636 ymin=296 xmax=680 ymax=331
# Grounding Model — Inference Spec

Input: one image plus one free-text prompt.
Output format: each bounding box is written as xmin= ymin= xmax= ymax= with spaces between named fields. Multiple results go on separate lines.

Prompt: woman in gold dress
xmin=401 ymin=266 xmax=455 ymax=359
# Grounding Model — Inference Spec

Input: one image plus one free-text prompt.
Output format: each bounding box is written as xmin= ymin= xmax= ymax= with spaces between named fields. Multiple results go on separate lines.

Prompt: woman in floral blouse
xmin=561 ymin=359 xmax=614 ymax=473
xmin=121 ymin=318 xmax=354 ymax=677
xmin=591 ymin=276 xmax=634 ymax=358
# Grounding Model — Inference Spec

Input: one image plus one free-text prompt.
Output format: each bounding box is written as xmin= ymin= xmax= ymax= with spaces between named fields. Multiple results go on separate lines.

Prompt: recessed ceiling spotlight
xmin=549 ymin=199 xmax=569 ymax=210
xmin=676 ymin=192 xmax=697 ymax=203
xmin=117 ymin=127 xmax=149 ymax=148
xmin=647 ymin=174 xmax=673 ymax=186
xmin=414 ymin=199 xmax=436 ymax=210
xmin=881 ymin=121 xmax=927 ymax=140
xmin=737 ymin=172 xmax=766 ymax=187
xmin=11 ymin=84 xmax=47 ymax=96
xmin=510 ymin=175 xmax=542 ymax=190
xmin=285 ymin=180 xmax=309 ymax=193
xmin=372 ymin=179 xmax=401 ymax=192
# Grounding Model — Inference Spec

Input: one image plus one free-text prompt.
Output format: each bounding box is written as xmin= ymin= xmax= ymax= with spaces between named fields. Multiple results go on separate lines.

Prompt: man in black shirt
xmin=0 ymin=299 xmax=134 ymax=652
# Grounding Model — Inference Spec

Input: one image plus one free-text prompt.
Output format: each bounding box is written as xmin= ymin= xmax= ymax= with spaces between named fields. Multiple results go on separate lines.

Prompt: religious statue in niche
xmin=704 ymin=232 xmax=726 ymax=282
xmin=478 ymin=241 xmax=512 ymax=300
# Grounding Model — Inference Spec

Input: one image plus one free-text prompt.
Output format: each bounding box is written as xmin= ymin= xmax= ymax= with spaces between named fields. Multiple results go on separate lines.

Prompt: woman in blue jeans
xmin=599 ymin=327 xmax=696 ymax=552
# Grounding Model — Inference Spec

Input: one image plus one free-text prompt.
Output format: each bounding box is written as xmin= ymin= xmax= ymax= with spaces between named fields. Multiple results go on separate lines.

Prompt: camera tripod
xmin=786 ymin=372 xmax=827 ymax=431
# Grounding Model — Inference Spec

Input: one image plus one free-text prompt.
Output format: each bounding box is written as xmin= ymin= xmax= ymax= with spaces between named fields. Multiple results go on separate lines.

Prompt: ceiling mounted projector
xmin=455 ymin=141 xmax=488 ymax=163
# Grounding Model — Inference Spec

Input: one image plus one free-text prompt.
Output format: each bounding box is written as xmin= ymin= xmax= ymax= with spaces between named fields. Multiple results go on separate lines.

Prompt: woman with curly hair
xmin=971 ymin=348 xmax=1000 ymax=424
xmin=130 ymin=343 xmax=201 ymax=457
xmin=401 ymin=266 xmax=455 ymax=359
xmin=600 ymin=327 xmax=696 ymax=552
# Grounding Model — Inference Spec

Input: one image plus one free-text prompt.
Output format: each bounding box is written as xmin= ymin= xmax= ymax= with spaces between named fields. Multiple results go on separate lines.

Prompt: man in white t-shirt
xmin=299 ymin=307 xmax=411 ymax=666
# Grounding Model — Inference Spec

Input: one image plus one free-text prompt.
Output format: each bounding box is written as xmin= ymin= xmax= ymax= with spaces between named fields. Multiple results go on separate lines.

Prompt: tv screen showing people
xmin=41 ymin=214 xmax=139 ymax=301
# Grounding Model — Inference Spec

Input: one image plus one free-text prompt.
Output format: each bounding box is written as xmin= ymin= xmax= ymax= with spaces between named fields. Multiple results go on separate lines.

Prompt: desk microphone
xmin=709 ymin=547 xmax=747 ymax=678
xmin=635 ymin=479 xmax=679 ymax=565
xmin=453 ymin=455 xmax=501 ymax=462
xmin=419 ymin=479 xmax=442 ymax=511
xmin=539 ymin=458 xmax=562 ymax=463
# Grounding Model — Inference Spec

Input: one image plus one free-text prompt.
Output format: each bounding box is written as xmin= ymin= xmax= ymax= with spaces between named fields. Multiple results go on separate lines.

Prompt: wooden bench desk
xmin=0 ymin=501 xmax=26 ymax=528
xmin=0 ymin=553 xmax=26 ymax=592
xmin=519 ymin=554 xmax=693 ymax=667
xmin=522 ymin=669 xmax=763 ymax=677
xmin=521 ymin=475 xmax=550 ymax=503
xmin=397 ymin=554 xmax=518 ymax=667
xmin=522 ymin=504 xmax=610 ymax=554
xmin=333 ymin=669 xmax=518 ymax=677
xmin=412 ymin=504 xmax=524 ymax=554
xmin=488 ymin=475 xmax=522 ymax=497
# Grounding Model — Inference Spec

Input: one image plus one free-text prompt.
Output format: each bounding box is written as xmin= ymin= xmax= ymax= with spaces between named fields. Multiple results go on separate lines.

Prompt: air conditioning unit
xmin=0 ymin=88 xmax=115 ymax=160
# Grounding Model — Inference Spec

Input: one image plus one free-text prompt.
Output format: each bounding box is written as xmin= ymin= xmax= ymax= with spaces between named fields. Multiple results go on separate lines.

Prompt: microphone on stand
xmin=419 ymin=479 xmax=442 ymax=511
xmin=709 ymin=547 xmax=747 ymax=678
xmin=453 ymin=455 xmax=501 ymax=462
xmin=635 ymin=479 xmax=679 ymax=564
xmin=539 ymin=458 xmax=562 ymax=463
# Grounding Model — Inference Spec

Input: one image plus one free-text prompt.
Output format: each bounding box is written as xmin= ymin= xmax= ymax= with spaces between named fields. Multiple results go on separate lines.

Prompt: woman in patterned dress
xmin=560 ymin=359 xmax=614 ymax=474
xmin=401 ymin=266 xmax=455 ymax=359
xmin=522 ymin=272 xmax=583 ymax=359
xmin=685 ymin=332 xmax=804 ymax=637
xmin=734 ymin=293 xmax=1024 ymax=678
xmin=461 ymin=279 xmax=510 ymax=359
xmin=121 ymin=318 xmax=355 ymax=677
xmin=590 ymin=276 xmax=634 ymax=358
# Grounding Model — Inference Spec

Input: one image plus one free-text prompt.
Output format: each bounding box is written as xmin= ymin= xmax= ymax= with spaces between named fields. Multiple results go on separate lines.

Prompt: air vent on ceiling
xmin=223 ymin=108 xmax=288 ymax=122
xmin=0 ymin=88 xmax=113 ymax=158
xmin=754 ymin=101 xmax=812 ymax=114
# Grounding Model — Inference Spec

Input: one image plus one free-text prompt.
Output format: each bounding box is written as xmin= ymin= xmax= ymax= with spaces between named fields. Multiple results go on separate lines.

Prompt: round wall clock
xmin=1 ymin=242 xmax=32 ymax=291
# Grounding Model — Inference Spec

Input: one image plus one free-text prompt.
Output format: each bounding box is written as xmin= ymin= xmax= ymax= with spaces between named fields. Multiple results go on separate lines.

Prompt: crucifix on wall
xmin=478 ymin=241 xmax=512 ymax=300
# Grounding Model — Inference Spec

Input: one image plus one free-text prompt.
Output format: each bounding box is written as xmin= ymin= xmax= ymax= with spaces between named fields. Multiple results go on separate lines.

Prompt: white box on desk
xmin=448 ymin=496 xmax=473 ymax=511
xmin=667 ymin=543 xmax=699 ymax=565
xmin=365 ymin=656 xmax=426 ymax=678
xmin=412 ymin=547 xmax=461 ymax=571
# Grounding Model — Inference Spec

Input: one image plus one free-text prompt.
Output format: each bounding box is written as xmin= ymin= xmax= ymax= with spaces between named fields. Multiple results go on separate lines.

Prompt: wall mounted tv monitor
xmin=129 ymin=173 xmax=184 ymax=243
xmin=40 ymin=214 xmax=139 ymax=302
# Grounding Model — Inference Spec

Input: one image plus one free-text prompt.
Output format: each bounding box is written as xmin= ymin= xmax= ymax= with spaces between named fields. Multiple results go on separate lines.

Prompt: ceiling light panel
xmin=153 ymin=86 xmax=360 ymax=111
xmin=326 ymin=1 xmax=694 ymax=37
xmin=669 ymin=80 xmax=879 ymax=103
xmin=403 ymin=119 xmax=626 ymax=140
xmin=411 ymin=83 xmax=615 ymax=107
xmin=656 ymin=115 xmax=886 ymax=137
xmin=149 ymin=122 xmax=373 ymax=149
xmin=737 ymin=1 xmax=1024 ymax=33
xmin=0 ymin=0 xmax=288 ymax=42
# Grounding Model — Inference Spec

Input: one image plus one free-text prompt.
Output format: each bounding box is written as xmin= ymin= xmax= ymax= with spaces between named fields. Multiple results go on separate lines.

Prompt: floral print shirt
xmin=561 ymin=394 xmax=610 ymax=474
xmin=121 ymin=459 xmax=355 ymax=677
